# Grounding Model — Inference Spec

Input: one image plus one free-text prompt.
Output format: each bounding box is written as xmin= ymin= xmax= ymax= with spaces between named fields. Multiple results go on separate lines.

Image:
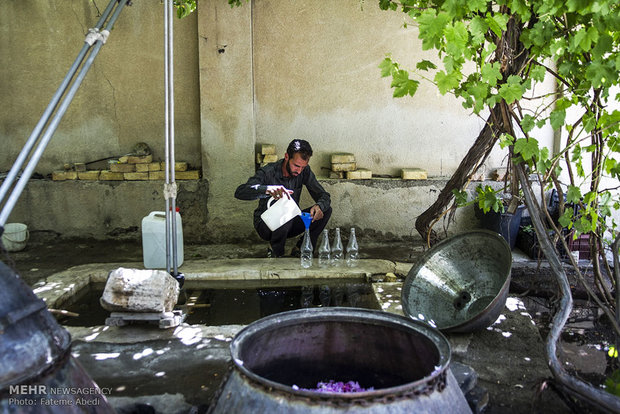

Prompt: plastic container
xmin=1 ymin=223 xmax=29 ymax=252
xmin=142 ymin=210 xmax=184 ymax=269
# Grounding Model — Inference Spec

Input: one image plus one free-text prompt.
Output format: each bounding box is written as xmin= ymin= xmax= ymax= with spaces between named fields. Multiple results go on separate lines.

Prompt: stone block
xmin=174 ymin=162 xmax=188 ymax=172
xmin=260 ymin=143 xmax=276 ymax=155
xmin=331 ymin=153 xmax=356 ymax=164
xmin=124 ymin=172 xmax=149 ymax=181
xmin=118 ymin=156 xmax=129 ymax=164
xmin=52 ymin=171 xmax=78 ymax=181
xmin=401 ymin=168 xmax=427 ymax=180
xmin=73 ymin=162 xmax=86 ymax=172
xmin=263 ymin=154 xmax=279 ymax=163
xmin=332 ymin=162 xmax=357 ymax=172
xmin=100 ymin=267 xmax=179 ymax=313
xmin=110 ymin=163 xmax=136 ymax=173
xmin=329 ymin=171 xmax=344 ymax=179
xmin=77 ymin=171 xmax=100 ymax=180
xmin=256 ymin=153 xmax=264 ymax=164
xmin=127 ymin=154 xmax=153 ymax=164
xmin=159 ymin=161 xmax=188 ymax=172
xmin=149 ymin=171 xmax=166 ymax=180
xmin=176 ymin=170 xmax=200 ymax=180
xmin=346 ymin=168 xmax=372 ymax=179
xmin=99 ymin=170 xmax=124 ymax=181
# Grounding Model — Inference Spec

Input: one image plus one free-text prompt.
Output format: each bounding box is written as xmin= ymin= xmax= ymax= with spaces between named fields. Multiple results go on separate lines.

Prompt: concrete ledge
xmin=34 ymin=258 xmax=410 ymax=308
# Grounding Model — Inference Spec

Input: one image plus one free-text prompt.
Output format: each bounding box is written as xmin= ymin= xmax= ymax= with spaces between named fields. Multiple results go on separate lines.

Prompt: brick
xmin=174 ymin=162 xmax=188 ymax=172
xmin=401 ymin=168 xmax=427 ymax=180
xmin=263 ymin=154 xmax=279 ymax=163
xmin=78 ymin=171 xmax=100 ymax=180
xmin=136 ymin=162 xmax=162 ymax=172
xmin=135 ymin=163 xmax=149 ymax=172
xmin=118 ymin=156 xmax=129 ymax=164
xmin=99 ymin=170 xmax=124 ymax=181
xmin=331 ymin=153 xmax=356 ymax=164
xmin=110 ymin=163 xmax=136 ymax=173
xmin=176 ymin=170 xmax=200 ymax=180
xmin=329 ymin=171 xmax=344 ymax=179
xmin=124 ymin=172 xmax=149 ymax=181
xmin=73 ymin=162 xmax=86 ymax=172
xmin=149 ymin=171 xmax=166 ymax=180
xmin=331 ymin=162 xmax=357 ymax=172
xmin=52 ymin=171 xmax=78 ymax=181
xmin=127 ymin=154 xmax=153 ymax=164
xmin=346 ymin=168 xmax=372 ymax=179
xmin=260 ymin=144 xmax=276 ymax=155
xmin=159 ymin=161 xmax=188 ymax=172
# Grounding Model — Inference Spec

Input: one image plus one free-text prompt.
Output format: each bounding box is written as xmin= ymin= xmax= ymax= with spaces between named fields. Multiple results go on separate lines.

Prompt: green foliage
xmin=172 ymin=0 xmax=196 ymax=18
xmin=378 ymin=0 xmax=620 ymax=245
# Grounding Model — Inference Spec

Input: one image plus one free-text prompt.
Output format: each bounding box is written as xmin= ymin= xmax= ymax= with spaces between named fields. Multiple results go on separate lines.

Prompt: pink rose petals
xmin=293 ymin=380 xmax=374 ymax=393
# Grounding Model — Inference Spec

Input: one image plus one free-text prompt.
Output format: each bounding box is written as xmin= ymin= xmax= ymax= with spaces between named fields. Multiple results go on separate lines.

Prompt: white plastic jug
xmin=142 ymin=210 xmax=184 ymax=269
xmin=260 ymin=197 xmax=301 ymax=231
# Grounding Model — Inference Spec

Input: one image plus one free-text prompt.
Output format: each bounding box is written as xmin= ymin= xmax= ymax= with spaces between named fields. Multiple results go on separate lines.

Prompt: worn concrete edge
xmin=34 ymin=258 xmax=407 ymax=309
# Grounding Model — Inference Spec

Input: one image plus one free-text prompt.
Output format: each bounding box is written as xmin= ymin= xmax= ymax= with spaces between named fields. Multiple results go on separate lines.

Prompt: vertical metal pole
xmin=168 ymin=0 xmax=178 ymax=276
xmin=164 ymin=0 xmax=178 ymax=276
xmin=164 ymin=0 xmax=172 ymax=274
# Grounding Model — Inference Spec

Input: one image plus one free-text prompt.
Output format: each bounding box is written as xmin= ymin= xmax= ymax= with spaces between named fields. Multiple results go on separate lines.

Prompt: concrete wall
xmin=2 ymin=0 xmax=556 ymax=243
xmin=1 ymin=1 xmax=201 ymax=172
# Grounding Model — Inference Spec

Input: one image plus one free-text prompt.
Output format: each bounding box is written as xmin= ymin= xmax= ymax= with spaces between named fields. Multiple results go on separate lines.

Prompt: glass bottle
xmin=318 ymin=229 xmax=331 ymax=267
xmin=300 ymin=227 xmax=313 ymax=268
xmin=345 ymin=227 xmax=359 ymax=266
xmin=331 ymin=227 xmax=344 ymax=266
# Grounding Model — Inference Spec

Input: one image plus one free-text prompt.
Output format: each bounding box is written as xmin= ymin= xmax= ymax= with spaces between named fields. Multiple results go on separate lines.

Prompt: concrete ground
xmin=1 ymin=233 xmax=600 ymax=413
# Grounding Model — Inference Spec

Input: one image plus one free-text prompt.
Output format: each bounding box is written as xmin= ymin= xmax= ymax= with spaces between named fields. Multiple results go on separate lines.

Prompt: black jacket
xmin=234 ymin=159 xmax=331 ymax=228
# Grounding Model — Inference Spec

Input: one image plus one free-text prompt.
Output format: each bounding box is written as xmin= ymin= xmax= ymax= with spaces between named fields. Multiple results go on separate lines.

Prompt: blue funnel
xmin=300 ymin=212 xmax=312 ymax=229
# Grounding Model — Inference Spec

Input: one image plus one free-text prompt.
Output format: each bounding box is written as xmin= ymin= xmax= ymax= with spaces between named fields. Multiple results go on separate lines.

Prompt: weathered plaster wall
xmin=2 ymin=0 xmax=557 ymax=244
xmin=1 ymin=1 xmax=201 ymax=173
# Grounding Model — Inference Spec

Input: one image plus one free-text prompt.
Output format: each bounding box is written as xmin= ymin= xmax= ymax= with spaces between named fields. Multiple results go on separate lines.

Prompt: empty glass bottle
xmin=331 ymin=227 xmax=344 ymax=266
xmin=345 ymin=227 xmax=359 ymax=266
xmin=318 ymin=229 xmax=331 ymax=267
xmin=300 ymin=227 xmax=313 ymax=268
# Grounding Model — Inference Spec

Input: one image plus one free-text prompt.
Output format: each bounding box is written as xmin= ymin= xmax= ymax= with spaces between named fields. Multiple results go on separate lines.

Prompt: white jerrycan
xmin=142 ymin=210 xmax=184 ymax=269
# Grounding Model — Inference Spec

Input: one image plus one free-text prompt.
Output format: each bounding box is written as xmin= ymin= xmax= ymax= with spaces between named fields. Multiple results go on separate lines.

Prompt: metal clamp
xmin=84 ymin=28 xmax=110 ymax=46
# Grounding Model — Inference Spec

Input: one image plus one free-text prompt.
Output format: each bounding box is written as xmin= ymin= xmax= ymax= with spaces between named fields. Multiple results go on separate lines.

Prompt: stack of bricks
xmin=52 ymin=155 xmax=200 ymax=181
xmin=256 ymin=144 xmax=279 ymax=168
xmin=330 ymin=153 xmax=372 ymax=179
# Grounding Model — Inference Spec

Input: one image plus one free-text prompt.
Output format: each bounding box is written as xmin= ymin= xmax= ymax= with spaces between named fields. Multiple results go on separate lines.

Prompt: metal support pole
xmin=0 ymin=0 xmax=130 ymax=227
xmin=164 ymin=0 xmax=180 ymax=279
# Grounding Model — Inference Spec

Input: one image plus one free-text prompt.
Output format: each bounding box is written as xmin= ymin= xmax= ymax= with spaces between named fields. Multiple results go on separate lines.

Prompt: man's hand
xmin=266 ymin=185 xmax=293 ymax=200
xmin=310 ymin=204 xmax=323 ymax=222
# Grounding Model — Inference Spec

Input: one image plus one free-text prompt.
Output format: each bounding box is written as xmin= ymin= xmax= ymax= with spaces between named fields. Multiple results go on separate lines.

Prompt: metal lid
xmin=401 ymin=230 xmax=512 ymax=333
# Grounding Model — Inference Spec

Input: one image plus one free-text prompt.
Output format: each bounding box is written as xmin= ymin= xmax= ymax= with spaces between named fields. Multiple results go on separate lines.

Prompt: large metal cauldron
xmin=0 ymin=260 xmax=114 ymax=413
xmin=402 ymin=230 xmax=512 ymax=333
xmin=209 ymin=307 xmax=471 ymax=413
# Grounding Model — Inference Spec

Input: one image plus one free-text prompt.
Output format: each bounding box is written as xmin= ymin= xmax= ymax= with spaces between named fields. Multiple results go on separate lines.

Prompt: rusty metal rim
xmin=401 ymin=229 xmax=512 ymax=331
xmin=229 ymin=307 xmax=452 ymax=400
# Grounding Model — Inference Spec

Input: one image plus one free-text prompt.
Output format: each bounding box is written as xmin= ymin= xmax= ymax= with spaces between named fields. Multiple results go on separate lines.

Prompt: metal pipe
xmin=0 ymin=0 xmax=129 ymax=227
xmin=164 ymin=0 xmax=178 ymax=276
xmin=164 ymin=0 xmax=172 ymax=274
xmin=0 ymin=0 xmax=119 ymax=210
